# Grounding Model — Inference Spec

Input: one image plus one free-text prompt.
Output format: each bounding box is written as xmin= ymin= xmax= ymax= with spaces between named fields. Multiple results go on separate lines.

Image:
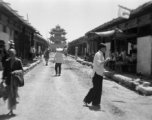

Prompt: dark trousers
xmin=84 ymin=72 xmax=103 ymax=105
xmin=55 ymin=63 xmax=62 ymax=74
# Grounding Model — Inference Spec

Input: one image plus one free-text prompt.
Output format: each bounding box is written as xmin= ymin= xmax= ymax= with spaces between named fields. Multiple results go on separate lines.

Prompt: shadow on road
xmin=112 ymin=100 xmax=126 ymax=103
xmin=83 ymin=105 xmax=104 ymax=112
xmin=0 ymin=114 xmax=16 ymax=120
xmin=51 ymin=75 xmax=60 ymax=77
xmin=63 ymin=67 xmax=78 ymax=70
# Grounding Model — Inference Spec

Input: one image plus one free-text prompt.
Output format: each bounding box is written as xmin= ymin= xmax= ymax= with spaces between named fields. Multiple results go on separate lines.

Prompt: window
xmin=127 ymin=28 xmax=137 ymax=34
xmin=10 ymin=29 xmax=12 ymax=36
xmin=139 ymin=25 xmax=151 ymax=37
xmin=3 ymin=26 xmax=6 ymax=33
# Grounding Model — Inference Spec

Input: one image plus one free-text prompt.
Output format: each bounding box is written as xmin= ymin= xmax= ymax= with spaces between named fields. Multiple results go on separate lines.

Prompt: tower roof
xmin=50 ymin=25 xmax=67 ymax=35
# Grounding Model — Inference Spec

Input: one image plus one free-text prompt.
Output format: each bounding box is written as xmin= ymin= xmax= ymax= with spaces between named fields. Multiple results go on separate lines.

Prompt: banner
xmin=118 ymin=5 xmax=131 ymax=19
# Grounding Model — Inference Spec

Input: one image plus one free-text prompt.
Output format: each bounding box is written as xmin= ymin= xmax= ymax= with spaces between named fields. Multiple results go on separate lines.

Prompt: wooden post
xmin=21 ymin=27 xmax=25 ymax=60
xmin=114 ymin=30 xmax=116 ymax=55
xmin=31 ymin=32 xmax=34 ymax=47
xmin=75 ymin=46 xmax=78 ymax=59
xmin=150 ymin=13 xmax=152 ymax=76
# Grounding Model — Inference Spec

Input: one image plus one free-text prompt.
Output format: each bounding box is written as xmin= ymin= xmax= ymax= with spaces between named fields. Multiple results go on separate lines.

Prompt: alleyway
xmin=0 ymin=55 xmax=152 ymax=120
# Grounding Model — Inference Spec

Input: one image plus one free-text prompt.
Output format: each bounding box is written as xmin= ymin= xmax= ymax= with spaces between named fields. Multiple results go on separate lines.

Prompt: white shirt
xmin=120 ymin=51 xmax=126 ymax=60
xmin=92 ymin=51 xmax=105 ymax=77
xmin=30 ymin=48 xmax=34 ymax=53
xmin=30 ymin=47 xmax=36 ymax=53
xmin=54 ymin=52 xmax=64 ymax=63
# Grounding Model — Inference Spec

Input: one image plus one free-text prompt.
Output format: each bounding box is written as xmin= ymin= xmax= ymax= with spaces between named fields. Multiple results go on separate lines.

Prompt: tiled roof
xmin=0 ymin=0 xmax=37 ymax=31
xmin=69 ymin=36 xmax=86 ymax=44
xmin=86 ymin=1 xmax=152 ymax=35
xmin=34 ymin=34 xmax=48 ymax=44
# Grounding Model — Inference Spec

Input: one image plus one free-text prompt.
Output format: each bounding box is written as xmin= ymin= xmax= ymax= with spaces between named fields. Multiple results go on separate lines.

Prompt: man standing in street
xmin=83 ymin=43 xmax=110 ymax=107
xmin=54 ymin=48 xmax=64 ymax=76
xmin=44 ymin=48 xmax=50 ymax=66
xmin=30 ymin=46 xmax=36 ymax=61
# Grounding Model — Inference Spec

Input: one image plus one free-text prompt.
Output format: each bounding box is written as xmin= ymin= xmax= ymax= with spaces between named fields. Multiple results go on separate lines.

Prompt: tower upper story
xmin=50 ymin=25 xmax=67 ymax=43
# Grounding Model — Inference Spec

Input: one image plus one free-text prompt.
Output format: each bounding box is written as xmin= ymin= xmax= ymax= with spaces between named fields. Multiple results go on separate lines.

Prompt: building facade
xmin=0 ymin=0 xmax=48 ymax=69
xmin=34 ymin=34 xmax=48 ymax=55
xmin=68 ymin=1 xmax=152 ymax=77
xmin=68 ymin=36 xmax=87 ymax=58
xmin=0 ymin=0 xmax=36 ymax=59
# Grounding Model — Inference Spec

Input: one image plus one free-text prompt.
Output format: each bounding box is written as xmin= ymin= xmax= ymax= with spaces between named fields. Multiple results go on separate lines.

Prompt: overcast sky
xmin=4 ymin=0 xmax=151 ymax=42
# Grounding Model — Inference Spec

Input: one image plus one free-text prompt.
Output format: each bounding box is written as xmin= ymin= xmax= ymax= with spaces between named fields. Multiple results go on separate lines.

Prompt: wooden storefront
xmin=68 ymin=1 xmax=152 ymax=76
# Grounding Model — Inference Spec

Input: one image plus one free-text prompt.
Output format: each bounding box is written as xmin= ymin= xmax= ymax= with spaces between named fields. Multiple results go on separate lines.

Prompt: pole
xmin=114 ymin=30 xmax=116 ymax=55
xmin=118 ymin=5 xmax=132 ymax=11
xmin=27 ymin=14 xmax=29 ymax=22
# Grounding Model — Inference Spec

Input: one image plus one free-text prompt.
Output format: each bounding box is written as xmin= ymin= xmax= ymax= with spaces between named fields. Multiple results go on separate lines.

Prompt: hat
xmin=98 ymin=43 xmax=106 ymax=50
xmin=8 ymin=40 xmax=15 ymax=45
xmin=9 ymin=48 xmax=16 ymax=54
xmin=56 ymin=48 xmax=63 ymax=52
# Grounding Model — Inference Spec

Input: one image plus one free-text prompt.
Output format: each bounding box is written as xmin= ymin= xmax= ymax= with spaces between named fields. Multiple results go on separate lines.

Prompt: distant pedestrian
xmin=2 ymin=49 xmax=23 ymax=115
xmin=30 ymin=46 xmax=36 ymax=60
xmin=30 ymin=47 xmax=34 ymax=60
xmin=44 ymin=49 xmax=50 ymax=65
xmin=8 ymin=40 xmax=15 ymax=50
xmin=54 ymin=48 xmax=64 ymax=76
xmin=64 ymin=48 xmax=68 ymax=57
xmin=83 ymin=43 xmax=110 ymax=107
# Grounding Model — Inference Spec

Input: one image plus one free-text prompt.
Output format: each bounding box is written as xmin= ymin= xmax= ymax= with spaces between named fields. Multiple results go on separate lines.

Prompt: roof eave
xmin=0 ymin=1 xmax=36 ymax=31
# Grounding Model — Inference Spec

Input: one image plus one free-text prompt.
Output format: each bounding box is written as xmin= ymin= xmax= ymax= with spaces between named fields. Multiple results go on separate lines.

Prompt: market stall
xmin=90 ymin=28 xmax=137 ymax=73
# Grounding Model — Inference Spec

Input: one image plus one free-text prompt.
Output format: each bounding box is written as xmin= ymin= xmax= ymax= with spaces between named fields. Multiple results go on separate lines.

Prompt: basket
xmin=0 ymin=82 xmax=8 ymax=98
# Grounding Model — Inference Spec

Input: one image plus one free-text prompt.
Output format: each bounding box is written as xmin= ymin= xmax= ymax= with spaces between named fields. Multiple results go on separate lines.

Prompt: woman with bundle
xmin=2 ymin=49 xmax=23 ymax=115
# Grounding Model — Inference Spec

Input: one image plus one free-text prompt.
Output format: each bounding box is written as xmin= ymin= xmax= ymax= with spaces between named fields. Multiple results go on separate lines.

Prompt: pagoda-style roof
xmin=50 ymin=25 xmax=67 ymax=35
xmin=49 ymin=25 xmax=67 ymax=44
xmin=50 ymin=31 xmax=66 ymax=35
xmin=50 ymin=36 xmax=67 ymax=42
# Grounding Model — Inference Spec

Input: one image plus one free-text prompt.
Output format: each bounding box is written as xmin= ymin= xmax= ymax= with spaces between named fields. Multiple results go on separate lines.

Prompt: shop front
xmin=89 ymin=29 xmax=137 ymax=74
xmin=109 ymin=36 xmax=137 ymax=74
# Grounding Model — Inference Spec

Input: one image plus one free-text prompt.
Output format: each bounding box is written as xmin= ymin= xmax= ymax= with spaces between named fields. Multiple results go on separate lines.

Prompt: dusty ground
xmin=0 ymin=55 xmax=152 ymax=120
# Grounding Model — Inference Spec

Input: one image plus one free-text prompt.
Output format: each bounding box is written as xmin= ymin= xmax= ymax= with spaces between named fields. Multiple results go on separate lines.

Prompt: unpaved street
xmin=0 ymin=55 xmax=152 ymax=120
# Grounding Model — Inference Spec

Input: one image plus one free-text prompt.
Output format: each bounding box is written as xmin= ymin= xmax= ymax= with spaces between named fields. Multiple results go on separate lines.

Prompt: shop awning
xmin=90 ymin=29 xmax=136 ymax=40
xmin=92 ymin=30 xmax=115 ymax=37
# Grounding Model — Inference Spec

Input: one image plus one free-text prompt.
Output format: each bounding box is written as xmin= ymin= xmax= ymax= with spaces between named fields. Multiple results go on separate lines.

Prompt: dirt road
xmin=0 ymin=55 xmax=152 ymax=120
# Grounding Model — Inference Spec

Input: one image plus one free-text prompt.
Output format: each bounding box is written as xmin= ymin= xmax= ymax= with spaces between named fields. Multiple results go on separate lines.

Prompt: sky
xmin=3 ymin=0 xmax=151 ymax=42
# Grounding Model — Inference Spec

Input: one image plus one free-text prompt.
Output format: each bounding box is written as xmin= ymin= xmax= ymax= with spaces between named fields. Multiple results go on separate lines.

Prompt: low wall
xmin=137 ymin=36 xmax=152 ymax=76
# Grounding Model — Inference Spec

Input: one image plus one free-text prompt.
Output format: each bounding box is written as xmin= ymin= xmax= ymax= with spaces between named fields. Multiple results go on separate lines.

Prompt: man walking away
xmin=44 ymin=49 xmax=50 ymax=66
xmin=83 ymin=43 xmax=110 ymax=107
xmin=54 ymin=48 xmax=64 ymax=76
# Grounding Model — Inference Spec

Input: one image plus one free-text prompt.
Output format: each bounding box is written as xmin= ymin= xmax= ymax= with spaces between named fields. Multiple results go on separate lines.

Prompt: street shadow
xmin=0 ymin=114 xmax=16 ymax=120
xmin=83 ymin=105 xmax=104 ymax=112
xmin=49 ymin=60 xmax=54 ymax=62
xmin=112 ymin=100 xmax=126 ymax=103
xmin=103 ymin=77 xmax=111 ymax=81
xmin=64 ymin=68 xmax=78 ymax=70
xmin=43 ymin=65 xmax=48 ymax=66
xmin=63 ymin=68 xmax=71 ymax=70
xmin=51 ymin=75 xmax=59 ymax=77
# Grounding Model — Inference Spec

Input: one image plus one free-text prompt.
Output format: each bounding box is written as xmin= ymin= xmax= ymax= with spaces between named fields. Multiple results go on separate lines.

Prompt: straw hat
xmin=8 ymin=40 xmax=15 ymax=45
